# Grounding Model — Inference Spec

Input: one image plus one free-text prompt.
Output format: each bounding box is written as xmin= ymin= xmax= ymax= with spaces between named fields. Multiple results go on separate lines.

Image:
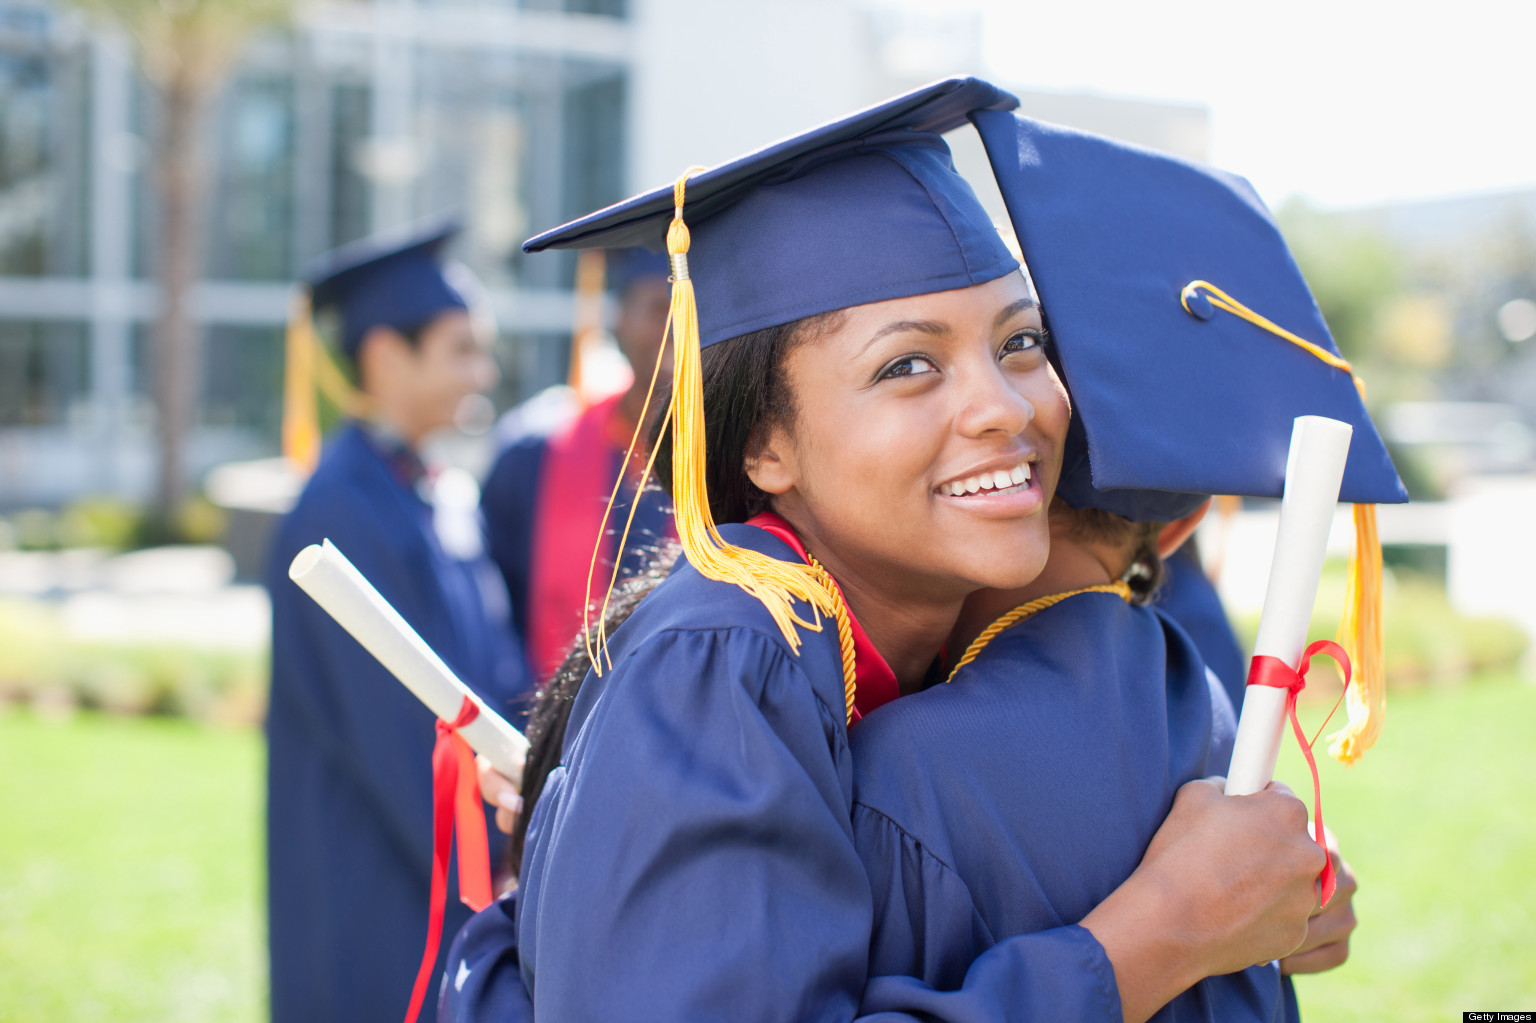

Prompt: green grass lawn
xmin=1276 ymin=673 xmax=1536 ymax=1020
xmin=1 ymin=674 xmax=1532 ymax=1020
xmin=0 ymin=711 xmax=264 ymax=1022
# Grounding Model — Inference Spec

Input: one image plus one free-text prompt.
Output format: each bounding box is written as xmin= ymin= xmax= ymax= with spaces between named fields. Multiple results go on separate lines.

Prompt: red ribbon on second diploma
xmin=403 ymin=697 xmax=494 ymax=1023
xmin=1245 ymin=640 xmax=1351 ymax=907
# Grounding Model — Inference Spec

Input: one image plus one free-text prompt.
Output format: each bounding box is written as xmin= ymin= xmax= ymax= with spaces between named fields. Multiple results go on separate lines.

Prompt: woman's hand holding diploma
xmin=1083 ymin=776 xmax=1325 ymax=1023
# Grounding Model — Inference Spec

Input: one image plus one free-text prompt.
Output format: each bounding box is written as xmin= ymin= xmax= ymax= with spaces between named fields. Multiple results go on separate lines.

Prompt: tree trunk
xmin=151 ymin=63 xmax=210 ymax=536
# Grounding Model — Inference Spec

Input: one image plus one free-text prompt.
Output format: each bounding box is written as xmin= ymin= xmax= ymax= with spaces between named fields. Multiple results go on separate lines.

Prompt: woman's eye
xmin=880 ymin=355 xmax=939 ymax=380
xmin=1000 ymin=330 xmax=1047 ymax=357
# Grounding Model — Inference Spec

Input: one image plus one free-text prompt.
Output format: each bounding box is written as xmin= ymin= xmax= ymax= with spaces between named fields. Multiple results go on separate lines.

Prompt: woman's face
xmin=749 ymin=270 xmax=1070 ymax=605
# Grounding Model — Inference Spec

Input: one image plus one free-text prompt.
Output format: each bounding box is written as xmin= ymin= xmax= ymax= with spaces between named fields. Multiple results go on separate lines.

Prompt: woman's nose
xmin=954 ymin=362 xmax=1035 ymax=439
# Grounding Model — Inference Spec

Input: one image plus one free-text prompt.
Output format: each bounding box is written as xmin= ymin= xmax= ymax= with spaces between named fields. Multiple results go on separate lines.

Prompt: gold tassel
xmin=282 ymin=289 xmax=370 ymax=476
xmin=1328 ymin=502 xmax=1385 ymax=763
xmin=567 ymin=249 xmax=608 ymax=402
xmin=282 ymin=290 xmax=322 ymax=473
xmin=662 ymin=169 xmax=839 ymax=652
xmin=580 ymin=169 xmax=841 ymax=674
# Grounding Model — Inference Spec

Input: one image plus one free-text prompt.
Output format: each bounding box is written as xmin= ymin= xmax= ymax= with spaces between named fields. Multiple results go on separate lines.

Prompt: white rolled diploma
xmin=289 ymin=539 xmax=529 ymax=784
xmin=1224 ymin=416 xmax=1353 ymax=797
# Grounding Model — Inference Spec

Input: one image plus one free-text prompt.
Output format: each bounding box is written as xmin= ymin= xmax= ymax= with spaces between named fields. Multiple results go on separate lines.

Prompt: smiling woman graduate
xmin=442 ymin=79 xmax=1329 ymax=1023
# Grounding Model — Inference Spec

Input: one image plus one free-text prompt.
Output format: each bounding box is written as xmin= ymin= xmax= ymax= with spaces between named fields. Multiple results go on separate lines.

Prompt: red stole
xmin=527 ymin=394 xmax=627 ymax=683
xmin=744 ymin=511 xmax=901 ymax=722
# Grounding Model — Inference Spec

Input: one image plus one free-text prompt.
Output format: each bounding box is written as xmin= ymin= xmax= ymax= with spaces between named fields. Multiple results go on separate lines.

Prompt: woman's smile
xmin=934 ymin=453 xmax=1045 ymax=517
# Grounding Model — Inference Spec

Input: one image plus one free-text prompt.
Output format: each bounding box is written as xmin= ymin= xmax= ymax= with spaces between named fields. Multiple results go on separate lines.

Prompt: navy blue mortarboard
xmin=972 ymin=109 xmax=1404 ymax=764
xmin=970 ymin=109 xmax=1408 ymax=521
xmin=305 ymin=215 xmax=470 ymax=358
xmin=525 ymin=76 xmax=1021 ymax=348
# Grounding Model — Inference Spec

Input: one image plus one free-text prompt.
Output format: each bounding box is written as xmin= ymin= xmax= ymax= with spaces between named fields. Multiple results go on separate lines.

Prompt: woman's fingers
xmin=477 ymin=755 xmax=524 ymax=835
xmin=1282 ymin=846 xmax=1359 ymax=975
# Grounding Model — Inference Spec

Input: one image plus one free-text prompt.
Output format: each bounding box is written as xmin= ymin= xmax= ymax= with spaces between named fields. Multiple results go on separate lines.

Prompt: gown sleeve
xmin=274 ymin=495 xmax=497 ymax=873
xmin=852 ymin=803 xmax=1122 ymax=1023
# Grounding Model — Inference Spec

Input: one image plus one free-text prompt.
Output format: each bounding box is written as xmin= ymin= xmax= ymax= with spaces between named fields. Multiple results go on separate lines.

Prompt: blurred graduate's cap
xmin=523 ymin=77 xmax=1021 ymax=705
xmin=970 ymin=108 xmax=1404 ymax=761
xmin=606 ymin=247 xmax=672 ymax=295
xmin=282 ymin=215 xmax=471 ymax=473
xmin=305 ymin=215 xmax=470 ymax=358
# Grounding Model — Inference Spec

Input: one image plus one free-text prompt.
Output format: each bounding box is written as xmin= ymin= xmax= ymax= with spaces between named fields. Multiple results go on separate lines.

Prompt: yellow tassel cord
xmin=947 ymin=582 xmax=1133 ymax=683
xmin=579 ymin=169 xmax=849 ymax=715
xmin=567 ymin=249 xmax=607 ymax=401
xmin=282 ymin=291 xmax=371 ymax=475
xmin=282 ymin=291 xmax=321 ymax=472
xmin=1181 ymin=280 xmax=1385 ymax=763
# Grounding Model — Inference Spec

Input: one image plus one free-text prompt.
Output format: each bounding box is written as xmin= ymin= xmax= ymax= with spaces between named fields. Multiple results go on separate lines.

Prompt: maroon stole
xmin=527 ymin=394 xmax=626 ymax=683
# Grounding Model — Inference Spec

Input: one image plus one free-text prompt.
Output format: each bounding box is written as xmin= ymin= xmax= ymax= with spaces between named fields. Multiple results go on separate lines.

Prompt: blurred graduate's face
xmin=749 ymin=271 xmax=1068 ymax=605
xmin=614 ymin=277 xmax=673 ymax=386
xmin=363 ymin=309 xmax=498 ymax=442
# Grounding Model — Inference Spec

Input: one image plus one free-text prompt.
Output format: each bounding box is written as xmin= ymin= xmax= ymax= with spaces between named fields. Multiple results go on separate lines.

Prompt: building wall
xmin=0 ymin=0 xmax=1211 ymax=510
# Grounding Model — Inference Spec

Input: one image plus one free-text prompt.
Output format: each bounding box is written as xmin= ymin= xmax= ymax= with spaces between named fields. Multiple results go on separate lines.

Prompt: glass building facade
xmin=0 ymin=0 xmax=632 ymax=506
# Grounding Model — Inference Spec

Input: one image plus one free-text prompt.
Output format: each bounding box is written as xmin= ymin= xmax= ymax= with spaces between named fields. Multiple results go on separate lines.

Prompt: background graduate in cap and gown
xmin=849 ymin=110 xmax=1407 ymax=1022
xmin=265 ymin=219 xmax=531 ymax=1022
xmin=481 ymin=248 xmax=675 ymax=683
xmin=442 ymin=78 xmax=1333 ymax=1023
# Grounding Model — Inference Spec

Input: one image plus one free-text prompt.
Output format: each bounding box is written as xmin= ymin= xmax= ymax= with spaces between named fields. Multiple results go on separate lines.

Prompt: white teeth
xmin=940 ymin=460 xmax=1034 ymax=497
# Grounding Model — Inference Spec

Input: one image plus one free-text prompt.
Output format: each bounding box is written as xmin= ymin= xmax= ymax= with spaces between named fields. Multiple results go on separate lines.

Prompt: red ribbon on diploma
xmin=403 ymin=697 xmax=494 ymax=1023
xmin=1245 ymin=640 xmax=1351 ymax=907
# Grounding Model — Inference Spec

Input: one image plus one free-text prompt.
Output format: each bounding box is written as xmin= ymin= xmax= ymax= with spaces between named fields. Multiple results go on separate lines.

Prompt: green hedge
xmin=0 ymin=600 xmax=266 ymax=725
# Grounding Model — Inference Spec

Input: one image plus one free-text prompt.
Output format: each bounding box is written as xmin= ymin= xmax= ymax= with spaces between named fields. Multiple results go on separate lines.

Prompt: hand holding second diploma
xmin=1083 ymin=777 xmax=1326 ymax=1023
xmin=477 ymin=755 xmax=524 ymax=836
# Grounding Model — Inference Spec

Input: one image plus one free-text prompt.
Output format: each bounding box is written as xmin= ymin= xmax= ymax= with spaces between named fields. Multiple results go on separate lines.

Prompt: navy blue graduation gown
xmin=1156 ymin=546 xmax=1249 ymax=709
xmin=850 ymin=592 xmax=1299 ymax=1021
xmin=266 ymin=422 xmax=531 ymax=1022
xmin=443 ymin=524 xmax=1166 ymax=1022
xmin=480 ymin=393 xmax=672 ymax=648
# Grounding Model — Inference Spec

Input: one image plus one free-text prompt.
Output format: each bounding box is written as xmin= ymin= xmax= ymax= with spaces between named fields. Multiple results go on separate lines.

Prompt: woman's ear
xmin=745 ymin=423 xmax=796 ymax=497
xmin=1156 ymin=497 xmax=1212 ymax=559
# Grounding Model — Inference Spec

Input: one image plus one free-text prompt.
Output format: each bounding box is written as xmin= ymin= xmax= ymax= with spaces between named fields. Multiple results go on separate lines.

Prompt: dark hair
xmin=508 ymin=542 xmax=680 ymax=874
xmin=651 ymin=311 xmax=841 ymax=521
xmin=1049 ymin=496 xmax=1165 ymax=604
xmin=508 ymin=310 xmax=838 ymax=875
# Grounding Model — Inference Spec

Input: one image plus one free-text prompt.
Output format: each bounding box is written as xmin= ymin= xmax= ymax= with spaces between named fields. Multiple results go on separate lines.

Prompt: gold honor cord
xmin=1180 ymin=279 xmax=1385 ymax=764
xmin=946 ymin=582 xmax=1134 ymax=684
xmin=805 ymin=551 xmax=858 ymax=724
xmin=581 ymin=167 xmax=845 ymax=686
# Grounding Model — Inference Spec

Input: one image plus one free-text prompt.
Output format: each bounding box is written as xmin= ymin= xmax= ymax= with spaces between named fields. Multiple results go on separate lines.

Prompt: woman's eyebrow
xmin=994 ymin=297 xmax=1039 ymax=330
xmin=858 ymin=318 xmax=949 ymax=356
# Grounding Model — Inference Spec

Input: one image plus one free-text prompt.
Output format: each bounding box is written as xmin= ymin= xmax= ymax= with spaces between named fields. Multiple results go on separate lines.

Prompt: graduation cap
xmin=607 ymin=247 xmax=671 ymax=296
xmin=281 ymin=217 xmax=472 ymax=472
xmin=971 ymin=109 xmax=1406 ymax=763
xmin=522 ymin=76 xmax=1021 ymax=677
xmin=305 ymin=216 xmax=470 ymax=358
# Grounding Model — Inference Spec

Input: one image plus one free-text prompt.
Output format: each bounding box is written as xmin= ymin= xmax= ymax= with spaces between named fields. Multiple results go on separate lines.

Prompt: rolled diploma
xmin=289 ymin=539 xmax=529 ymax=783
xmin=1224 ymin=416 xmax=1352 ymax=797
